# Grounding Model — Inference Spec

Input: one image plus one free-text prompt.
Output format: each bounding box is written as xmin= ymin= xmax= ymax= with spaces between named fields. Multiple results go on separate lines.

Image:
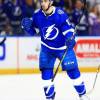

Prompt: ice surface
xmin=0 ymin=73 xmax=99 ymax=100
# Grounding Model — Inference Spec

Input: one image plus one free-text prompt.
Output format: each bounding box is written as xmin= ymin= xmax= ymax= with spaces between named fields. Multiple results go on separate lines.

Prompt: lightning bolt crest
xmin=45 ymin=24 xmax=55 ymax=39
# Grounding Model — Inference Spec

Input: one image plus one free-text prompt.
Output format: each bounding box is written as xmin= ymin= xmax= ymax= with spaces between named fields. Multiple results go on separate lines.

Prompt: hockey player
xmin=21 ymin=0 xmax=89 ymax=100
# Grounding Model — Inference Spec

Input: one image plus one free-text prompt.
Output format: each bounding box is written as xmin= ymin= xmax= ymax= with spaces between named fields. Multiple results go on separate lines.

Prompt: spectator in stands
xmin=87 ymin=0 xmax=100 ymax=9
xmin=3 ymin=0 xmax=24 ymax=36
xmin=0 ymin=22 xmax=13 ymax=36
xmin=89 ymin=4 xmax=100 ymax=36
xmin=71 ymin=0 xmax=89 ymax=36
xmin=53 ymin=0 xmax=64 ymax=8
xmin=0 ymin=0 xmax=8 ymax=33
xmin=2 ymin=0 xmax=100 ymax=36
xmin=63 ymin=0 xmax=73 ymax=20
xmin=21 ymin=0 xmax=35 ymax=17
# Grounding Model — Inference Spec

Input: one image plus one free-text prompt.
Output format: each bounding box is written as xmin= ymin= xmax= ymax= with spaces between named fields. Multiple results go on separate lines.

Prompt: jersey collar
xmin=42 ymin=6 xmax=56 ymax=17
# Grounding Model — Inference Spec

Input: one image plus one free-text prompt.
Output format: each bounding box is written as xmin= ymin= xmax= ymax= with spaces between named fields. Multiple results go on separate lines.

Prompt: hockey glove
xmin=66 ymin=37 xmax=76 ymax=50
xmin=21 ymin=17 xmax=33 ymax=31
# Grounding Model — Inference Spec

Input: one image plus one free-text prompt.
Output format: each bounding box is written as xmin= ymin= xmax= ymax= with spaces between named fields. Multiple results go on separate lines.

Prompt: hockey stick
xmin=51 ymin=0 xmax=87 ymax=82
xmin=51 ymin=46 xmax=69 ymax=82
xmin=86 ymin=65 xmax=100 ymax=94
xmin=51 ymin=34 xmax=75 ymax=82
xmin=0 ymin=36 xmax=6 ymax=45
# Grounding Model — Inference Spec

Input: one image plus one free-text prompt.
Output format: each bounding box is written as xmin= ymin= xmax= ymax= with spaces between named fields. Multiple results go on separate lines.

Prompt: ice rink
xmin=0 ymin=73 xmax=100 ymax=100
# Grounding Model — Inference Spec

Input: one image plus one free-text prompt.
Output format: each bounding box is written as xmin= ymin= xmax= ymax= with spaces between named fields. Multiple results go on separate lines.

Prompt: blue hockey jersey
xmin=32 ymin=7 xmax=75 ymax=51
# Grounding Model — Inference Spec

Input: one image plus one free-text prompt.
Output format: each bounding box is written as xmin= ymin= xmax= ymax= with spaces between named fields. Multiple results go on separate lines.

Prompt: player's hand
xmin=66 ymin=38 xmax=76 ymax=50
xmin=21 ymin=17 xmax=33 ymax=31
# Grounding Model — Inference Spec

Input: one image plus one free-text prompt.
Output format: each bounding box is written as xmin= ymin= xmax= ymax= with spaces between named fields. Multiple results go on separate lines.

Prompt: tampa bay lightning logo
xmin=43 ymin=24 xmax=59 ymax=40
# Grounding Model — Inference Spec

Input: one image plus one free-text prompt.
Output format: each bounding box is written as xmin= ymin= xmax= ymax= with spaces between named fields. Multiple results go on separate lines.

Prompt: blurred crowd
xmin=0 ymin=0 xmax=100 ymax=36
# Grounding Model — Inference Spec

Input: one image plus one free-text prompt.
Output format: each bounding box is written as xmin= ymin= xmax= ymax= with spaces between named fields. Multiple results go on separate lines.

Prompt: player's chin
xmin=41 ymin=7 xmax=47 ymax=11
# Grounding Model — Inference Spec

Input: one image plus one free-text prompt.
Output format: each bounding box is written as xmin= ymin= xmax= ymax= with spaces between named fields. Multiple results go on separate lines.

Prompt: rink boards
xmin=0 ymin=36 xmax=100 ymax=74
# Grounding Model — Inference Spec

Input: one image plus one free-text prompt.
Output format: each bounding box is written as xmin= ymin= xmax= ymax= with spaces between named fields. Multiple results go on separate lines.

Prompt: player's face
xmin=40 ymin=0 xmax=50 ymax=11
xmin=75 ymin=0 xmax=83 ymax=9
